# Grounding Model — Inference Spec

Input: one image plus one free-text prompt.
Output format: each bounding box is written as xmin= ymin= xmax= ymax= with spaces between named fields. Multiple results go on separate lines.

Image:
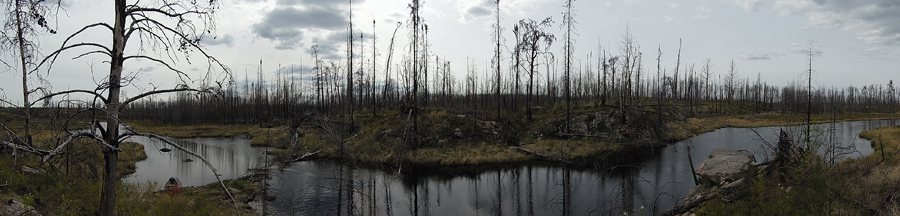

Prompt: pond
xmin=123 ymin=137 xmax=266 ymax=187
xmin=126 ymin=119 xmax=900 ymax=215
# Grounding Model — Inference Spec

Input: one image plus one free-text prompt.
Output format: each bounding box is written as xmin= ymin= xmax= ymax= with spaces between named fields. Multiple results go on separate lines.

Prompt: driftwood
xmin=514 ymin=147 xmax=573 ymax=165
xmin=659 ymin=192 xmax=717 ymax=216
xmin=658 ymin=178 xmax=748 ymax=216
xmin=291 ymin=150 xmax=321 ymax=162
xmin=556 ymin=133 xmax=604 ymax=138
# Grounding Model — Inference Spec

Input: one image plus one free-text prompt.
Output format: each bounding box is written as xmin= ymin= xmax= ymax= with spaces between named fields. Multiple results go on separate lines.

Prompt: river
xmin=125 ymin=119 xmax=900 ymax=215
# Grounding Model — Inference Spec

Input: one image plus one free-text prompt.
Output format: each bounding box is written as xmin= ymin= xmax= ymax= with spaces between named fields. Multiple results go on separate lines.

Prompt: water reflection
xmin=122 ymin=120 xmax=898 ymax=215
xmin=264 ymin=119 xmax=899 ymax=215
xmin=124 ymin=137 xmax=265 ymax=187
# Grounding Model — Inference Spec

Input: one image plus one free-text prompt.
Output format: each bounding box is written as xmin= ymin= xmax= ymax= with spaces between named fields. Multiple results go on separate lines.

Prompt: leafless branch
xmin=119 ymin=86 xmax=210 ymax=111
xmin=118 ymin=131 xmax=240 ymax=214
xmin=43 ymin=130 xmax=121 ymax=163
xmin=123 ymin=55 xmax=191 ymax=82
xmin=30 ymin=90 xmax=108 ymax=106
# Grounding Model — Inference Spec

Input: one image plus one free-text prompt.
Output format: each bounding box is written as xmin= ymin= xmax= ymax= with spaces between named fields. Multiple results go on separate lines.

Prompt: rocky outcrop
xmin=660 ymin=149 xmax=756 ymax=216
xmin=697 ymin=149 xmax=756 ymax=186
xmin=2 ymin=198 xmax=41 ymax=216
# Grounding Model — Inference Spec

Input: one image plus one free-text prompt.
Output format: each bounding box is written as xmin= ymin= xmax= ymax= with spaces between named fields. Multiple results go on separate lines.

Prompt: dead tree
xmin=562 ymin=0 xmax=577 ymax=132
xmin=29 ymin=1 xmax=234 ymax=215
xmin=492 ymin=0 xmax=503 ymax=119
xmin=0 ymin=0 xmax=59 ymax=148
xmin=516 ymin=17 xmax=554 ymax=121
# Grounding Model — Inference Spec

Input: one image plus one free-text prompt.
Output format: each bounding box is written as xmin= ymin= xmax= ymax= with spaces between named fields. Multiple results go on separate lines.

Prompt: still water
xmin=127 ymin=119 xmax=899 ymax=215
xmin=123 ymin=137 xmax=265 ymax=187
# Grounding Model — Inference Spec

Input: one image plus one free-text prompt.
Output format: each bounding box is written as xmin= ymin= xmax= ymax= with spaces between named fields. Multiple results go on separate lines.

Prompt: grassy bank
xmin=696 ymin=124 xmax=900 ymax=215
xmin=128 ymin=120 xmax=286 ymax=146
xmin=0 ymin=140 xmax=256 ymax=215
xmin=128 ymin=112 xmax=897 ymax=168
xmin=670 ymin=112 xmax=899 ymax=140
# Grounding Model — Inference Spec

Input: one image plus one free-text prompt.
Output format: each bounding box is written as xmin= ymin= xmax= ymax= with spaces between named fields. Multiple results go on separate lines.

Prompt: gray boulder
xmin=697 ymin=149 xmax=756 ymax=186
xmin=2 ymin=198 xmax=41 ymax=216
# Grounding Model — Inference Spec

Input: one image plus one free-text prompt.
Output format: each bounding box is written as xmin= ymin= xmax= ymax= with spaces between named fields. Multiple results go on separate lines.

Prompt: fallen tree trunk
xmin=514 ymin=147 xmax=573 ymax=165
xmin=659 ymin=177 xmax=749 ymax=216
xmin=292 ymin=150 xmax=321 ymax=162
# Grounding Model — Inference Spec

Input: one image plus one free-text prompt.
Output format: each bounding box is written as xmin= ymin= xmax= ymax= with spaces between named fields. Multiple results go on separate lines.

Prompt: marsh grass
xmin=128 ymin=120 xmax=281 ymax=146
xmin=671 ymin=113 xmax=899 ymax=140
xmin=698 ymin=124 xmax=900 ymax=215
xmin=0 ymin=145 xmax=254 ymax=215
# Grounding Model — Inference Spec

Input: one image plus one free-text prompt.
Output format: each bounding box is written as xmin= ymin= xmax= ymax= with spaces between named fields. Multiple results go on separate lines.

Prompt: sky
xmin=1 ymin=0 xmax=899 ymax=105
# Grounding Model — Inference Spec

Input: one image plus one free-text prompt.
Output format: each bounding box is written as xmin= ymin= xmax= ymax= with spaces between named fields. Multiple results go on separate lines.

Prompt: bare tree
xmin=1 ymin=0 xmax=58 ymax=148
xmin=562 ymin=0 xmax=577 ymax=132
xmin=516 ymin=17 xmax=554 ymax=121
xmin=23 ymin=1 xmax=234 ymax=215
xmin=492 ymin=0 xmax=503 ymax=119
xmin=725 ymin=60 xmax=738 ymax=110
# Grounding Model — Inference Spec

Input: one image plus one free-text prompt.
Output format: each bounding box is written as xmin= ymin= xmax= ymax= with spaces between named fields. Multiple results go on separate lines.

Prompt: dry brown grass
xmin=520 ymin=138 xmax=620 ymax=161
xmin=118 ymin=142 xmax=148 ymax=177
xmin=127 ymin=120 xmax=282 ymax=146
xmin=406 ymin=143 xmax=532 ymax=165
xmin=670 ymin=113 xmax=899 ymax=140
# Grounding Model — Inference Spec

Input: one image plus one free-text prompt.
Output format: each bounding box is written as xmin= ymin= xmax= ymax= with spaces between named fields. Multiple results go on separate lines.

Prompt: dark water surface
xmin=127 ymin=119 xmax=900 ymax=215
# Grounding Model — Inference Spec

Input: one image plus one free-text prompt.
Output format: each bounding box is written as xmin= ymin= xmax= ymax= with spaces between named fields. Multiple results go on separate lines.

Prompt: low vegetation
xmin=0 ymin=136 xmax=256 ymax=215
xmin=696 ymin=123 xmax=900 ymax=215
xmin=671 ymin=112 xmax=899 ymax=140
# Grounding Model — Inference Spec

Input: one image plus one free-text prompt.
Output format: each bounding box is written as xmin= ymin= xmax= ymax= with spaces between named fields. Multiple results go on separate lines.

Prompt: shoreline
xmin=126 ymin=113 xmax=899 ymax=169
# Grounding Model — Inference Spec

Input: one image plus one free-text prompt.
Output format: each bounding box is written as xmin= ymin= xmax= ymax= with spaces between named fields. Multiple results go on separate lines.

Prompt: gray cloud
xmin=790 ymin=42 xmax=824 ymax=56
xmin=299 ymin=0 xmax=365 ymax=8
xmin=253 ymin=7 xmax=348 ymax=50
xmin=774 ymin=0 xmax=900 ymax=57
xmin=734 ymin=0 xmax=764 ymax=12
xmin=739 ymin=52 xmax=772 ymax=61
xmin=202 ymin=34 xmax=235 ymax=47
xmin=276 ymin=0 xmax=302 ymax=6
xmin=305 ymin=30 xmax=373 ymax=61
xmin=460 ymin=0 xmax=495 ymax=22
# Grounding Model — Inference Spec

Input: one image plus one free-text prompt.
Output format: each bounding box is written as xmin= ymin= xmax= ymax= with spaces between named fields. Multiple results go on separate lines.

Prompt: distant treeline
xmin=18 ymin=0 xmax=894 ymax=126
xmin=112 ymin=55 xmax=897 ymax=125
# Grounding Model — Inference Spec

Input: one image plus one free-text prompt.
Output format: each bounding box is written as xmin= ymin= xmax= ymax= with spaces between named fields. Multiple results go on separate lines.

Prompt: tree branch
xmin=119 ymin=86 xmax=209 ymax=112
xmin=118 ymin=131 xmax=239 ymax=213
xmin=30 ymin=89 xmax=108 ymax=106
xmin=42 ymin=130 xmax=121 ymax=163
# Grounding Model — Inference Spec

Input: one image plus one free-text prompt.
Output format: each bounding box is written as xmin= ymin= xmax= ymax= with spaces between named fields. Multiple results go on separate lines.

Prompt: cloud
xmin=665 ymin=16 xmax=675 ymax=22
xmin=252 ymin=6 xmax=348 ymax=50
xmin=201 ymin=34 xmax=235 ymax=47
xmin=697 ymin=5 xmax=712 ymax=14
xmin=666 ymin=3 xmax=679 ymax=10
xmin=730 ymin=0 xmax=764 ymax=12
xmin=692 ymin=5 xmax=711 ymax=19
xmin=773 ymin=0 xmax=900 ymax=57
xmin=299 ymin=0 xmax=365 ymax=8
xmin=790 ymin=42 xmax=824 ymax=56
xmin=739 ymin=52 xmax=773 ymax=61
xmin=458 ymin=0 xmax=495 ymax=23
xmin=305 ymin=30 xmax=373 ymax=61
xmin=276 ymin=0 xmax=303 ymax=6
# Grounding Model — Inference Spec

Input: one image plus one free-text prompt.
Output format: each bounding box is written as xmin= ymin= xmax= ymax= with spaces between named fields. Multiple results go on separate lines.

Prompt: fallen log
xmin=514 ymin=147 xmax=573 ymax=165
xmin=292 ymin=150 xmax=322 ymax=162
xmin=658 ymin=177 xmax=749 ymax=216
xmin=556 ymin=133 xmax=604 ymax=138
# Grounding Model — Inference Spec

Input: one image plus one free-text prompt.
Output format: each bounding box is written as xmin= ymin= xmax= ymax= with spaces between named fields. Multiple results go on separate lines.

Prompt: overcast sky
xmin=2 ymin=0 xmax=899 ymax=105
